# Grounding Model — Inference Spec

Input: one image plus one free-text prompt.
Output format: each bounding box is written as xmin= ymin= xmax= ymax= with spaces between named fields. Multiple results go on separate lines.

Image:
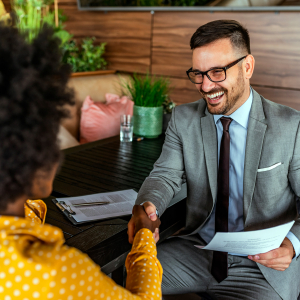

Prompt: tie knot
xmin=220 ymin=117 xmax=232 ymax=132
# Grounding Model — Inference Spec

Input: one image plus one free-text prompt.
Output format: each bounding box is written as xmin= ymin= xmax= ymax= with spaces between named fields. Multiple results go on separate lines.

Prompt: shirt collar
xmin=213 ymin=87 xmax=253 ymax=129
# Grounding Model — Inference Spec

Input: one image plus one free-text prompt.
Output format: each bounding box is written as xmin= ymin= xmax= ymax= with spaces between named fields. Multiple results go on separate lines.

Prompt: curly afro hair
xmin=0 ymin=24 xmax=74 ymax=211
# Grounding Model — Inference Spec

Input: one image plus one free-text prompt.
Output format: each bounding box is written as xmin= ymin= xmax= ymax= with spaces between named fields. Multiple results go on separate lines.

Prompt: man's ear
xmin=244 ymin=54 xmax=255 ymax=80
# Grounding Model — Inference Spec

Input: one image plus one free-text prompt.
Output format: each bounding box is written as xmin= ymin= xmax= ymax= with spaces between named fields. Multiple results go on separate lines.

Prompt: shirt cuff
xmin=139 ymin=202 xmax=159 ymax=217
xmin=286 ymin=231 xmax=300 ymax=259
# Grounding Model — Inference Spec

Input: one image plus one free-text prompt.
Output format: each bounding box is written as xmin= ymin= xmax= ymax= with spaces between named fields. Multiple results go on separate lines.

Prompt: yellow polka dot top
xmin=0 ymin=200 xmax=163 ymax=300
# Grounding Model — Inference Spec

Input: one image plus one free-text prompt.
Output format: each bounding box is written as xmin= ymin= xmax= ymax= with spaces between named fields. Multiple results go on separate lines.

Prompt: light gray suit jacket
xmin=136 ymin=89 xmax=300 ymax=300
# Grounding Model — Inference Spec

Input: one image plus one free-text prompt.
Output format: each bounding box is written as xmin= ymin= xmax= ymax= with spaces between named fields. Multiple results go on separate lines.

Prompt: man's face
xmin=192 ymin=38 xmax=249 ymax=115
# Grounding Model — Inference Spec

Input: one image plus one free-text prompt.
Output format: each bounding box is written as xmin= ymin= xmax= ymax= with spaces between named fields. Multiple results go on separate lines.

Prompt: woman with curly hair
xmin=0 ymin=24 xmax=162 ymax=300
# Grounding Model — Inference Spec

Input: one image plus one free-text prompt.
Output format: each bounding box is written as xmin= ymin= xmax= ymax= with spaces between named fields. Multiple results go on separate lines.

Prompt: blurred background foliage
xmin=62 ymin=38 xmax=107 ymax=72
xmin=12 ymin=0 xmax=72 ymax=43
xmin=9 ymin=0 xmax=107 ymax=72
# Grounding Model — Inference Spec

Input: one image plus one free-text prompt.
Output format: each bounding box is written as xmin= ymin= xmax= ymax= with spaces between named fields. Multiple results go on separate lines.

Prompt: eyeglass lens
xmin=189 ymin=69 xmax=226 ymax=84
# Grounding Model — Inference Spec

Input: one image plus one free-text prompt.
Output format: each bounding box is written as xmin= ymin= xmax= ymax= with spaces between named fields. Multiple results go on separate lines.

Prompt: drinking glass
xmin=120 ymin=115 xmax=133 ymax=142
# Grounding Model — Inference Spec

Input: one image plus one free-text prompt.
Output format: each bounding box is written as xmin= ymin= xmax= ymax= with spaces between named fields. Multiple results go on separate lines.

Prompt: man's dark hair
xmin=0 ymin=24 xmax=74 ymax=210
xmin=190 ymin=20 xmax=251 ymax=54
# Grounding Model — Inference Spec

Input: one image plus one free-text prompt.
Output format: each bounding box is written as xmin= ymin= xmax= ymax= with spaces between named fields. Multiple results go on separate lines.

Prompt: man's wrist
xmin=286 ymin=232 xmax=300 ymax=259
xmin=140 ymin=201 xmax=159 ymax=217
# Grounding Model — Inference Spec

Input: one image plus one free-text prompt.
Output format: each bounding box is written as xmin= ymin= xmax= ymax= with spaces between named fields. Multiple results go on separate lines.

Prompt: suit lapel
xmin=200 ymin=108 xmax=218 ymax=204
xmin=243 ymin=90 xmax=267 ymax=223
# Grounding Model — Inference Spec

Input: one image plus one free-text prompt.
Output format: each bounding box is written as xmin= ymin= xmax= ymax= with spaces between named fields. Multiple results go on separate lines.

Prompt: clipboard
xmin=52 ymin=198 xmax=79 ymax=225
xmin=52 ymin=189 xmax=139 ymax=225
xmin=52 ymin=183 xmax=187 ymax=225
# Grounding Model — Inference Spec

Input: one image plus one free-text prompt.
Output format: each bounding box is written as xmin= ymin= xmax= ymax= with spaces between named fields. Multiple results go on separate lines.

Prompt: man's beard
xmin=200 ymin=69 xmax=245 ymax=115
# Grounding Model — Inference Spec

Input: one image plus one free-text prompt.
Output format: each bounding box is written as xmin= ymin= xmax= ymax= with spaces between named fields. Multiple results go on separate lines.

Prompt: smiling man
xmin=128 ymin=20 xmax=300 ymax=300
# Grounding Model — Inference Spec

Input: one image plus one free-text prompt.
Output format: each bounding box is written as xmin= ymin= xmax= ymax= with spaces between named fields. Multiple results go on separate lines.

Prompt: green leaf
xmin=122 ymin=72 xmax=171 ymax=107
xmin=63 ymin=37 xmax=107 ymax=72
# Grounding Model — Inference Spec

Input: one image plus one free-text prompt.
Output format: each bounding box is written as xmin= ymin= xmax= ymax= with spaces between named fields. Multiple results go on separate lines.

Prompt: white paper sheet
xmin=195 ymin=221 xmax=294 ymax=255
xmin=57 ymin=189 xmax=138 ymax=223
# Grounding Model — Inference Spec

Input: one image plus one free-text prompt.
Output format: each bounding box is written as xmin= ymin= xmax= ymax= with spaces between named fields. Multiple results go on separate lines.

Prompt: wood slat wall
xmin=3 ymin=0 xmax=152 ymax=73
xmin=169 ymin=77 xmax=200 ymax=104
xmin=152 ymin=11 xmax=300 ymax=109
xmin=169 ymin=79 xmax=300 ymax=111
xmin=281 ymin=0 xmax=300 ymax=5
xmin=152 ymin=12 xmax=300 ymax=89
xmin=2 ymin=0 xmax=300 ymax=110
xmin=57 ymin=0 xmax=153 ymax=73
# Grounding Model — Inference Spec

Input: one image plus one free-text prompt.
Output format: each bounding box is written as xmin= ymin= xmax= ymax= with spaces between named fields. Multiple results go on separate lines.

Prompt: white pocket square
xmin=257 ymin=162 xmax=282 ymax=173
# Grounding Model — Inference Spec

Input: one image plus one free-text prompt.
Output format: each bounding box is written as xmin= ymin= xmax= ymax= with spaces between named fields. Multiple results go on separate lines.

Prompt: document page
xmin=195 ymin=221 xmax=294 ymax=255
xmin=57 ymin=189 xmax=138 ymax=223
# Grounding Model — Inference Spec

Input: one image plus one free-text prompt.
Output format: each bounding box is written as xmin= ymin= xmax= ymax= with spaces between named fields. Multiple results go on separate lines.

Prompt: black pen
xmin=71 ymin=201 xmax=110 ymax=207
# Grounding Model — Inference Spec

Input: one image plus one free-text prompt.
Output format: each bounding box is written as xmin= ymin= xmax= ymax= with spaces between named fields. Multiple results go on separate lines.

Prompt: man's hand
xmin=128 ymin=202 xmax=159 ymax=244
xmin=248 ymin=237 xmax=295 ymax=271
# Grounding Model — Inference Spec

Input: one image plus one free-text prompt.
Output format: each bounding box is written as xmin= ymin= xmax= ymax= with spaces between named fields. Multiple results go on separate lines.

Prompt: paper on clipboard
xmin=57 ymin=189 xmax=138 ymax=223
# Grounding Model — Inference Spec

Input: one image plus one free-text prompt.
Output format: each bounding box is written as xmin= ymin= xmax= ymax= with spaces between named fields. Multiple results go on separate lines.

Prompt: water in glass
xmin=120 ymin=115 xmax=133 ymax=142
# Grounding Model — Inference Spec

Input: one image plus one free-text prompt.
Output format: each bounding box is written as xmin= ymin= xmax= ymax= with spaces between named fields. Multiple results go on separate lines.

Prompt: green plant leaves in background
xmin=123 ymin=73 xmax=171 ymax=107
xmin=13 ymin=0 xmax=44 ymax=43
xmin=61 ymin=38 xmax=107 ymax=72
xmin=12 ymin=0 xmax=73 ymax=45
xmin=11 ymin=0 xmax=107 ymax=73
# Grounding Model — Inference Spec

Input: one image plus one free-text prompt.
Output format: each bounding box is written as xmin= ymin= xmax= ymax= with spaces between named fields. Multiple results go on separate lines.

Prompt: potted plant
xmin=124 ymin=73 xmax=171 ymax=138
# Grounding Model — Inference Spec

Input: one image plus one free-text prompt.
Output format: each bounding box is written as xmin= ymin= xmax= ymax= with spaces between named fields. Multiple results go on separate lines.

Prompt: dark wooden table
xmin=44 ymin=135 xmax=186 ymax=285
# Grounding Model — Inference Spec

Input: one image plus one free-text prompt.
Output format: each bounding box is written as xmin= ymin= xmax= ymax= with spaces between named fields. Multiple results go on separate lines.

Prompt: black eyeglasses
xmin=186 ymin=55 xmax=247 ymax=84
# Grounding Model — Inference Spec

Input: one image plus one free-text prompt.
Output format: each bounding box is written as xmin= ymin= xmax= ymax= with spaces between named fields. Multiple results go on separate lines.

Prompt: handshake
xmin=128 ymin=202 xmax=160 ymax=244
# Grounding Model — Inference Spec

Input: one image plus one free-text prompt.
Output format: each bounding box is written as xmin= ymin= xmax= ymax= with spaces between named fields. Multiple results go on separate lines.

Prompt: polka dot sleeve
xmin=46 ymin=229 xmax=162 ymax=300
xmin=125 ymin=228 xmax=163 ymax=300
xmin=0 ymin=205 xmax=162 ymax=300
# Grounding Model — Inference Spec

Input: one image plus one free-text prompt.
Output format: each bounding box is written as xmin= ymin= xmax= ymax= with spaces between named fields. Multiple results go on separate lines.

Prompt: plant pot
xmin=133 ymin=106 xmax=163 ymax=138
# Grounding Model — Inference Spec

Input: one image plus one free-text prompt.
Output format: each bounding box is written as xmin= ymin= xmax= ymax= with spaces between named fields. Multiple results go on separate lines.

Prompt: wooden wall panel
xmin=248 ymin=13 xmax=300 ymax=90
xmin=152 ymin=12 xmax=300 ymax=90
xmin=253 ymin=85 xmax=300 ymax=111
xmin=281 ymin=0 xmax=300 ymax=5
xmin=169 ymin=79 xmax=300 ymax=111
xmin=59 ymin=0 xmax=152 ymax=73
xmin=3 ymin=3 xmax=299 ymax=110
xmin=169 ymin=78 xmax=200 ymax=105
xmin=3 ymin=0 xmax=152 ymax=73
